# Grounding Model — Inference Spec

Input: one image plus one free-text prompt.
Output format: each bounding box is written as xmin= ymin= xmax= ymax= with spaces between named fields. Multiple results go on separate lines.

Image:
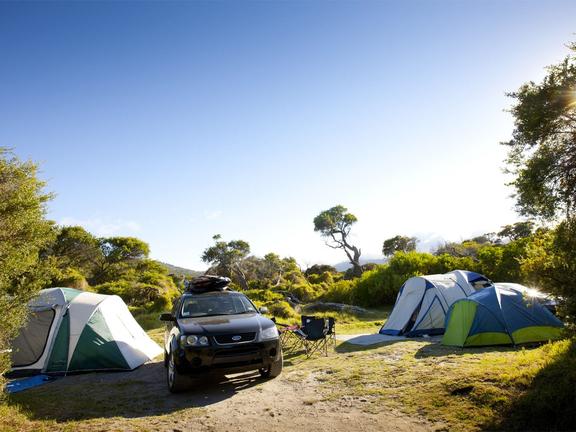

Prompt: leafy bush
xmin=94 ymin=272 xmax=179 ymax=311
xmin=1 ymin=149 xmax=54 ymax=378
xmin=243 ymin=289 xmax=284 ymax=303
xmin=307 ymin=271 xmax=334 ymax=285
xmin=322 ymin=279 xmax=355 ymax=304
xmin=51 ymin=267 xmax=89 ymax=290
xmin=268 ymin=301 xmax=298 ymax=319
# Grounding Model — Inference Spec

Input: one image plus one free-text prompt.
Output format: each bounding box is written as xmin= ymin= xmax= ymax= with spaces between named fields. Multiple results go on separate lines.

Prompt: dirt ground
xmin=12 ymin=357 xmax=436 ymax=432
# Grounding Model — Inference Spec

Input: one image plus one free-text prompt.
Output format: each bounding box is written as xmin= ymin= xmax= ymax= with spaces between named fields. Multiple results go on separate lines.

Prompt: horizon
xmin=2 ymin=1 xmax=575 ymax=269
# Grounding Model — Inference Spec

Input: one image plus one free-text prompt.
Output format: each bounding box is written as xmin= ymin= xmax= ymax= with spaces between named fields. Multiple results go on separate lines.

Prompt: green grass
xmin=283 ymin=337 xmax=576 ymax=431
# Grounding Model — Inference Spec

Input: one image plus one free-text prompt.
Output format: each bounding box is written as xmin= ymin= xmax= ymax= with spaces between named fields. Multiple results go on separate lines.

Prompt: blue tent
xmin=442 ymin=285 xmax=563 ymax=347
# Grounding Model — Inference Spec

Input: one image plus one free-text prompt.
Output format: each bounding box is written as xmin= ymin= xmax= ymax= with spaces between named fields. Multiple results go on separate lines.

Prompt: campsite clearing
xmin=4 ymin=326 xmax=574 ymax=432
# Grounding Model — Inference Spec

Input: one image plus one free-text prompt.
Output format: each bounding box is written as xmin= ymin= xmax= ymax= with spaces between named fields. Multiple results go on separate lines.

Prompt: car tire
xmin=167 ymin=351 xmax=191 ymax=393
xmin=163 ymin=350 xmax=168 ymax=368
xmin=259 ymin=351 xmax=283 ymax=379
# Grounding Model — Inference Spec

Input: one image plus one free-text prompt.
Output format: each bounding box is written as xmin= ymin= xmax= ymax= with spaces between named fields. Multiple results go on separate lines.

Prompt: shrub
xmin=322 ymin=279 xmax=355 ymax=304
xmin=52 ymin=267 xmax=89 ymax=290
xmin=268 ymin=301 xmax=298 ymax=319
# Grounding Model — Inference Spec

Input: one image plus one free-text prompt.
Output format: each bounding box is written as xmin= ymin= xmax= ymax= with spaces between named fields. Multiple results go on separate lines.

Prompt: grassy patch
xmin=275 ymin=307 xmax=389 ymax=335
xmin=282 ymin=338 xmax=576 ymax=431
xmin=131 ymin=309 xmax=163 ymax=331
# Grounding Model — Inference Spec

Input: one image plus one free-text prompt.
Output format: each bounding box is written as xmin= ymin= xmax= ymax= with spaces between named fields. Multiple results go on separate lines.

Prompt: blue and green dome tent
xmin=442 ymin=285 xmax=563 ymax=347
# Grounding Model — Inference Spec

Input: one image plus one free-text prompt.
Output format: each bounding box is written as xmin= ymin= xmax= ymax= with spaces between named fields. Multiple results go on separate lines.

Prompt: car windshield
xmin=180 ymin=294 xmax=257 ymax=318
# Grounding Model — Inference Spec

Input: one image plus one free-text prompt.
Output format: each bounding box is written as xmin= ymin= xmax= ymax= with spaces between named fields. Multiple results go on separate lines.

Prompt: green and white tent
xmin=10 ymin=288 xmax=162 ymax=375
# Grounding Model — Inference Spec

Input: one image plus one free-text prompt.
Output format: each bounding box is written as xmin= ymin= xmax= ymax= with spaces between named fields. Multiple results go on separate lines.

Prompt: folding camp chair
xmin=294 ymin=316 xmax=328 ymax=358
xmin=277 ymin=323 xmax=302 ymax=354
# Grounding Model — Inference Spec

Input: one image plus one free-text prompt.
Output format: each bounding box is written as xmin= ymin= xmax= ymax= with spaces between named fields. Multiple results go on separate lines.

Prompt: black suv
xmin=160 ymin=284 xmax=282 ymax=393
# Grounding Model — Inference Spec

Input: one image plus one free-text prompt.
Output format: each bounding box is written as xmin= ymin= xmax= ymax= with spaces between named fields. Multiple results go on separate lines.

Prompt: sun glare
xmin=568 ymin=89 xmax=576 ymax=108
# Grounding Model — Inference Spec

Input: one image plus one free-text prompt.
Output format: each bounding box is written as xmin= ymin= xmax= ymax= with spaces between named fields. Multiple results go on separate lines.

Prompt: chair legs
xmin=303 ymin=337 xmax=328 ymax=358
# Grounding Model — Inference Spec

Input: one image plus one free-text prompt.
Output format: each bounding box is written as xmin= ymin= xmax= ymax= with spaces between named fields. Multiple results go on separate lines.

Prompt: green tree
xmin=313 ymin=205 xmax=362 ymax=277
xmin=49 ymin=225 xmax=101 ymax=277
xmin=504 ymin=42 xmax=576 ymax=325
xmin=521 ymin=222 xmax=576 ymax=325
xmin=99 ymin=236 xmax=149 ymax=264
xmin=92 ymin=236 xmax=150 ymax=284
xmin=382 ymin=235 xmax=418 ymax=257
xmin=504 ymin=44 xmax=576 ymax=219
xmin=201 ymin=235 xmax=250 ymax=290
xmin=0 ymin=149 xmax=54 ymax=375
xmin=304 ymin=264 xmax=338 ymax=277
xmin=497 ymin=221 xmax=535 ymax=241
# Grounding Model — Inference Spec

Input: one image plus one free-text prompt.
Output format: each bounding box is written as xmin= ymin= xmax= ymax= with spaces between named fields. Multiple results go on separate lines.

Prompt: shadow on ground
xmin=9 ymin=360 xmax=268 ymax=421
xmin=414 ymin=341 xmax=520 ymax=359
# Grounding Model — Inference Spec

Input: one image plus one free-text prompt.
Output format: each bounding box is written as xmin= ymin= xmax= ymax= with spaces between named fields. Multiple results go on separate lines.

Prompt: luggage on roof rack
xmin=186 ymin=275 xmax=231 ymax=293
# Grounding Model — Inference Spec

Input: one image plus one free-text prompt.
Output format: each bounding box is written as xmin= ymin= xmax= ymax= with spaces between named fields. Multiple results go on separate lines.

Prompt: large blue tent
xmin=442 ymin=285 xmax=563 ymax=347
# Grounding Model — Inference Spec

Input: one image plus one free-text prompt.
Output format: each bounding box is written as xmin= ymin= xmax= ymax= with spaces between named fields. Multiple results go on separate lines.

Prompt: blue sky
xmin=1 ymin=1 xmax=575 ymax=269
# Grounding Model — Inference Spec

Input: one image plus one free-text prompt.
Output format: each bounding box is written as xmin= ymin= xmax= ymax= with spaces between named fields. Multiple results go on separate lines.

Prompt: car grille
xmin=213 ymin=332 xmax=256 ymax=344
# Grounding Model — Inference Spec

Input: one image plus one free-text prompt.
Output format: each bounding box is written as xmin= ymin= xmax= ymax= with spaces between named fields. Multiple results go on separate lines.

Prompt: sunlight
xmin=568 ymin=89 xmax=576 ymax=108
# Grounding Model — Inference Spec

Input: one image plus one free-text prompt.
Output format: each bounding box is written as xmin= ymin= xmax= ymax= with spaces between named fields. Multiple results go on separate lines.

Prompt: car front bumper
xmin=174 ymin=338 xmax=281 ymax=375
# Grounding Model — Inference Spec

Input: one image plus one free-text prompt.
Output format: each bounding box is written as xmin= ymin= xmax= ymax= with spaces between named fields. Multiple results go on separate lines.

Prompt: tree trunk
xmin=344 ymin=244 xmax=363 ymax=277
xmin=232 ymin=264 xmax=250 ymax=290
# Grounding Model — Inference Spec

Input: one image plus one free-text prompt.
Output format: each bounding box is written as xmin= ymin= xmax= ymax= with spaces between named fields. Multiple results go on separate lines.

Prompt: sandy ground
xmin=21 ymin=358 xmax=436 ymax=432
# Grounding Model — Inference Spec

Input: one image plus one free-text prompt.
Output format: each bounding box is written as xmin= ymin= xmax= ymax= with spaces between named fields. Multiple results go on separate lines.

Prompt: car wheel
xmin=259 ymin=352 xmax=283 ymax=379
xmin=167 ymin=352 xmax=191 ymax=393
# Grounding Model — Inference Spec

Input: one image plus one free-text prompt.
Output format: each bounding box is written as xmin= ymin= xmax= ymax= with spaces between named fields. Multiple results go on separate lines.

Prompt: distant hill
xmin=157 ymin=261 xmax=203 ymax=278
xmin=334 ymin=257 xmax=388 ymax=272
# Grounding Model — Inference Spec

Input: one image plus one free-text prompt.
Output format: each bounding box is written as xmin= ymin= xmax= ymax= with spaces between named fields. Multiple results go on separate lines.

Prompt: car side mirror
xmin=259 ymin=306 xmax=269 ymax=314
xmin=159 ymin=313 xmax=175 ymax=322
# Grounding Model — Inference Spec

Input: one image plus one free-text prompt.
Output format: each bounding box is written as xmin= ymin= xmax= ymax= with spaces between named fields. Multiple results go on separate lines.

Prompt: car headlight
xmin=181 ymin=335 xmax=210 ymax=347
xmin=259 ymin=326 xmax=279 ymax=341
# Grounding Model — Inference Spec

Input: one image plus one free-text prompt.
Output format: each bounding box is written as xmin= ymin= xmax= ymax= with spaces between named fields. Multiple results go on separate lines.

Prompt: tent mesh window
xmin=11 ymin=309 xmax=55 ymax=367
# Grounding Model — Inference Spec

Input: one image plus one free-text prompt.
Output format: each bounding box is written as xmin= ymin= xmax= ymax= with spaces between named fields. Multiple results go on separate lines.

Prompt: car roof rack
xmin=185 ymin=275 xmax=231 ymax=293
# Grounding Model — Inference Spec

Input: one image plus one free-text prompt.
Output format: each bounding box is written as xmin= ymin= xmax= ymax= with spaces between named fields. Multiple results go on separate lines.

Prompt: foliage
xmin=313 ymin=205 xmax=363 ymax=277
xmin=267 ymin=301 xmax=298 ymax=319
xmin=434 ymin=240 xmax=484 ymax=258
xmin=201 ymin=234 xmax=250 ymax=289
xmin=504 ymin=44 xmax=576 ymax=219
xmin=48 ymin=226 xmax=101 ymax=278
xmin=382 ymin=235 xmax=417 ymax=257
xmin=497 ymin=221 xmax=535 ymax=241
xmin=0 ymin=149 xmax=54 ymax=376
xmin=304 ymin=264 xmax=337 ymax=276
xmin=521 ymin=220 xmax=576 ymax=327
xmin=504 ymin=42 xmax=576 ymax=325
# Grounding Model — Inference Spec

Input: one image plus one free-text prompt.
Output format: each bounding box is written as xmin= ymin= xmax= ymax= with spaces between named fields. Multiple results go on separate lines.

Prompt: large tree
xmin=497 ymin=221 xmax=535 ymax=241
xmin=50 ymin=226 xmax=101 ymax=277
xmin=0 ymin=149 xmax=54 ymax=375
xmin=313 ymin=205 xmax=362 ymax=277
xmin=201 ymin=235 xmax=250 ymax=290
xmin=505 ymin=43 xmax=576 ymax=324
xmin=382 ymin=235 xmax=418 ymax=257
xmin=504 ymin=43 xmax=576 ymax=220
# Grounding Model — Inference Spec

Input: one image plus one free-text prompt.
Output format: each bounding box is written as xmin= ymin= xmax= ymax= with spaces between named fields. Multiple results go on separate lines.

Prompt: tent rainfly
xmin=380 ymin=270 xmax=493 ymax=337
xmin=10 ymin=287 xmax=162 ymax=376
xmin=442 ymin=285 xmax=563 ymax=347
